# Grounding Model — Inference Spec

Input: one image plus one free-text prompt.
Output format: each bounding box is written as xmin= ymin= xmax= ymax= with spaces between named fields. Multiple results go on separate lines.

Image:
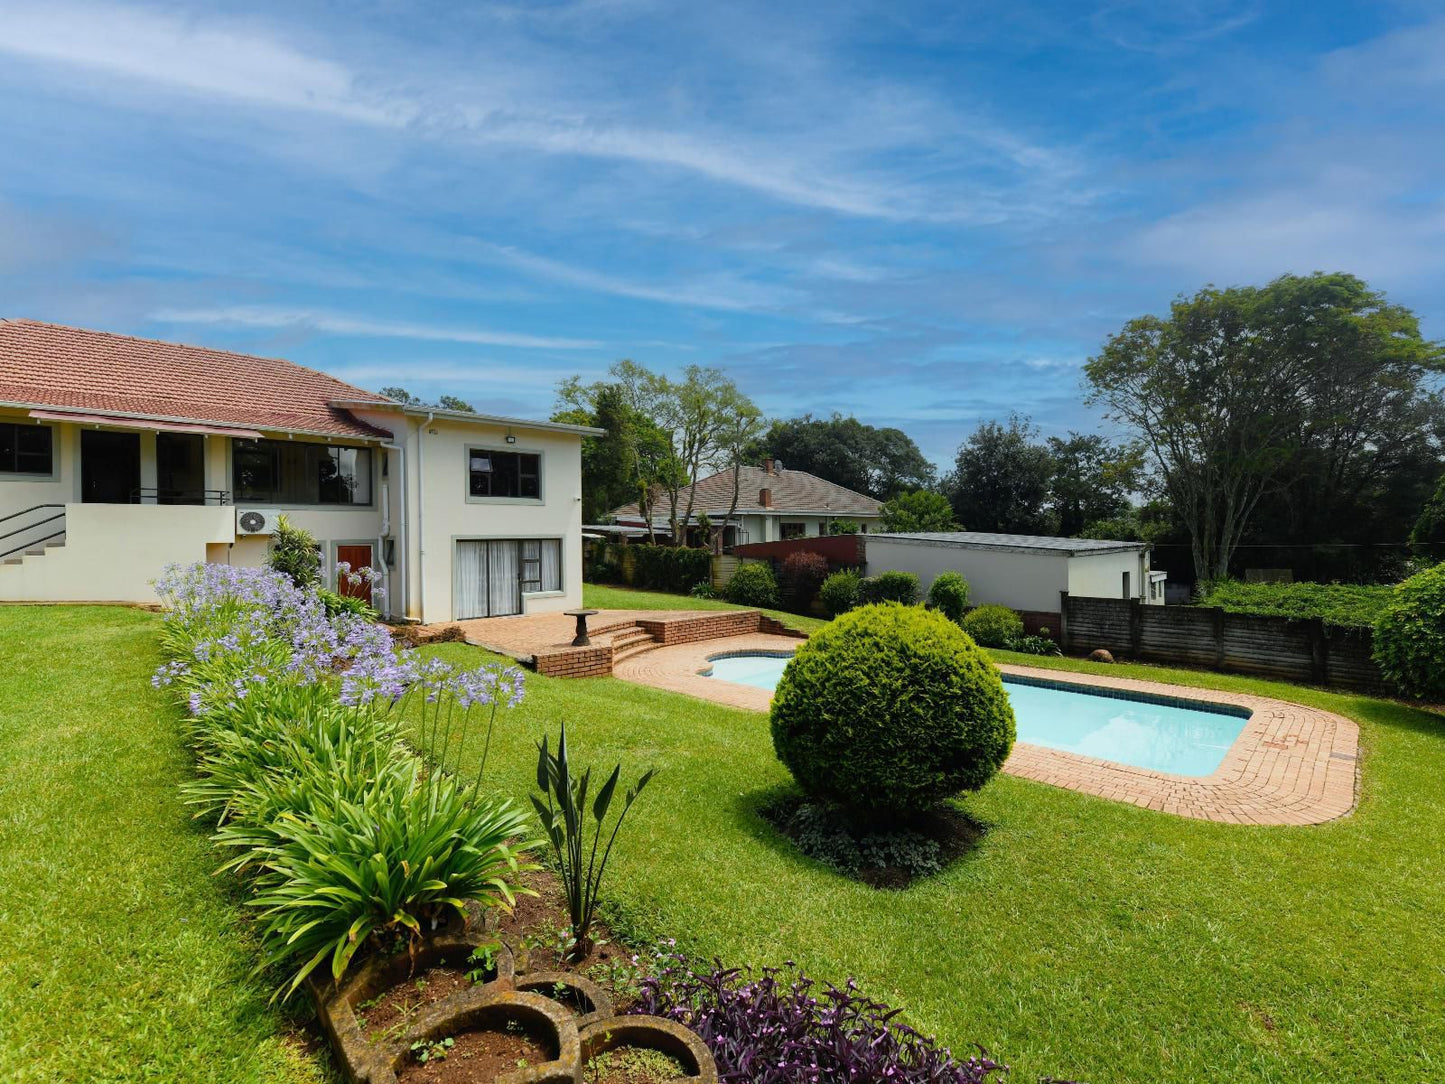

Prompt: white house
xmin=864 ymin=531 xmax=1167 ymax=624
xmin=0 ymin=319 xmax=601 ymax=622
xmin=607 ymin=460 xmax=883 ymax=547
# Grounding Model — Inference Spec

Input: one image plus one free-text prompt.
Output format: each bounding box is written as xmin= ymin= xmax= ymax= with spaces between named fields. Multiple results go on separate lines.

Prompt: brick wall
xmin=1062 ymin=593 xmax=1385 ymax=691
xmin=637 ymin=610 xmax=764 ymax=644
xmin=534 ymin=645 xmax=613 ymax=678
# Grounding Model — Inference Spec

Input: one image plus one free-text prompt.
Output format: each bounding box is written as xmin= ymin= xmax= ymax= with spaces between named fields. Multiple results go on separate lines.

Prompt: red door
xmin=337 ymin=544 xmax=374 ymax=606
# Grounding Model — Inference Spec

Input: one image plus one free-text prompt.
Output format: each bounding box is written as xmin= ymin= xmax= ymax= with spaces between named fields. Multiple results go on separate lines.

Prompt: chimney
xmin=759 ymin=487 xmax=773 ymax=508
xmin=763 ymin=458 xmax=775 ymax=475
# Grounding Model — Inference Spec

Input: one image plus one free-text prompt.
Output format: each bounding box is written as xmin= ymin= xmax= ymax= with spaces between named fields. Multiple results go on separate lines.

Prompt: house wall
xmin=362 ymin=412 xmax=584 ymax=624
xmin=862 ymin=536 xmax=1070 ymax=613
xmin=1066 ymin=549 xmax=1154 ymax=602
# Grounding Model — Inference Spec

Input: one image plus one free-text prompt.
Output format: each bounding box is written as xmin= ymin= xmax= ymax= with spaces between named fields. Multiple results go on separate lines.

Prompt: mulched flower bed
xmin=396 ymin=1017 xmax=558 ymax=1082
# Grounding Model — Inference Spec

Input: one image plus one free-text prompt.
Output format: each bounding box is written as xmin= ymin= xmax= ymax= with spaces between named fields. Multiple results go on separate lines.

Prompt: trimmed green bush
xmin=629 ymin=544 xmax=712 ymax=594
xmin=725 ymin=562 xmax=781 ymax=608
xmin=818 ymin=569 xmax=862 ymax=616
xmin=961 ymin=604 xmax=1023 ymax=648
xmin=266 ymin=515 xmax=321 ymax=588
xmin=927 ymin=571 xmax=970 ymax=624
xmin=770 ymin=603 xmax=1015 ymax=817
xmin=1373 ymin=562 xmax=1445 ymax=701
xmin=859 ymin=570 xmax=920 ymax=606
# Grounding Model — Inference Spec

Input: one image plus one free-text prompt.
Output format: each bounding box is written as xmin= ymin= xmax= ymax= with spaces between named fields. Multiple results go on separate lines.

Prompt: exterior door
xmin=337 ymin=544 xmax=374 ymax=607
xmin=80 ymin=430 xmax=141 ymax=503
xmin=454 ymin=540 xmax=522 ymax=619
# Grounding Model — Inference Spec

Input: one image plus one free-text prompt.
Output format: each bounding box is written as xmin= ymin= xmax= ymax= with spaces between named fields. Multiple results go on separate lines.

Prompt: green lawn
xmin=410 ymin=591 xmax=1445 ymax=1084
xmin=0 ymin=606 xmax=328 ymax=1084
xmin=583 ymin=582 xmax=828 ymax=633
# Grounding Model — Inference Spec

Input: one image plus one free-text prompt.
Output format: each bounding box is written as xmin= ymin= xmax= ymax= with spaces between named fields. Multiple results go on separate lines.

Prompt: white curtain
xmin=540 ymin=538 xmax=562 ymax=592
xmin=454 ymin=541 xmax=486 ymax=619
xmin=488 ymin=541 xmax=520 ymax=616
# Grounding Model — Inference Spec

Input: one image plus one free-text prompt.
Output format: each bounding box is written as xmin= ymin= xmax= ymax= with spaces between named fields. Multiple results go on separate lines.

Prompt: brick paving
xmin=608 ymin=635 xmax=1360 ymax=826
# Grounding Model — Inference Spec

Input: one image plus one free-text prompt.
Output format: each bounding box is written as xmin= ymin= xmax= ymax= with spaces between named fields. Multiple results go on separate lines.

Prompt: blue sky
xmin=1 ymin=0 xmax=1441 ymax=467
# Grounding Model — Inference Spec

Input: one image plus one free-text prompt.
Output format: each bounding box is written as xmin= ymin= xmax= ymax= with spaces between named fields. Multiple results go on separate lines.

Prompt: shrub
xmin=317 ymin=587 xmax=373 ymax=619
xmin=725 ymin=562 xmax=780 ymax=608
xmin=961 ymin=604 xmax=1023 ymax=648
xmin=1373 ymin=562 xmax=1445 ymax=700
xmin=636 ymin=953 xmax=1014 ymax=1084
xmin=266 ymin=515 xmax=321 ymax=588
xmin=1198 ymin=579 xmax=1394 ymax=629
xmin=628 ymin=544 xmax=712 ymax=594
xmin=818 ymin=569 xmax=862 ymax=616
xmin=927 ymin=571 xmax=970 ymax=623
xmin=828 ymin=519 xmax=860 ymax=535
xmin=858 ymin=570 xmax=920 ymax=606
xmin=1007 ymin=633 xmax=1061 ymax=657
xmin=689 ymin=579 xmax=718 ymax=599
xmin=770 ymin=604 xmax=1015 ymax=817
xmin=779 ymin=551 xmax=829 ymax=612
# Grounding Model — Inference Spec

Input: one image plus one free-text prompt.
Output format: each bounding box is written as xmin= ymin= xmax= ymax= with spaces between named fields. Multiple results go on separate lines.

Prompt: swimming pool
xmin=704 ymin=653 xmax=1249 ymax=777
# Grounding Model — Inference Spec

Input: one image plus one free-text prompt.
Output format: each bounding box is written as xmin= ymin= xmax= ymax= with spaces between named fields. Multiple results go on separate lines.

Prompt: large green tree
xmin=1046 ymin=433 xmax=1143 ymax=537
xmin=879 ymin=489 xmax=957 ymax=532
xmin=748 ymin=413 xmax=935 ymax=499
xmin=1086 ymin=273 xmax=1444 ymax=581
xmin=943 ymin=415 xmax=1057 ymax=534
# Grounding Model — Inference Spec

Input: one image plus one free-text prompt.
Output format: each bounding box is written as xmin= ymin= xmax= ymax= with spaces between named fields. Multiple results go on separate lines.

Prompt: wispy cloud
xmin=150 ymin=306 xmax=601 ymax=349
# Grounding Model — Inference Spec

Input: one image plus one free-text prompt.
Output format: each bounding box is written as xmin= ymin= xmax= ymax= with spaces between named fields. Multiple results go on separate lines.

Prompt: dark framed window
xmin=232 ymin=439 xmax=371 ymax=505
xmin=468 ymin=449 xmax=541 ymax=499
xmin=780 ymin=522 xmax=806 ymax=539
xmin=0 ymin=423 xmax=54 ymax=475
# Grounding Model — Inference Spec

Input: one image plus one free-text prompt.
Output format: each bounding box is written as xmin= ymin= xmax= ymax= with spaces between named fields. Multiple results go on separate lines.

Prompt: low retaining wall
xmin=1061 ymin=593 xmax=1384 ymax=691
xmin=533 ymin=609 xmax=806 ymax=679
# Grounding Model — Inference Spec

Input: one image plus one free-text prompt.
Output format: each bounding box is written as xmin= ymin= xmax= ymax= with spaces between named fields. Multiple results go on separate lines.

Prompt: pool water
xmin=704 ymin=655 xmax=1248 ymax=777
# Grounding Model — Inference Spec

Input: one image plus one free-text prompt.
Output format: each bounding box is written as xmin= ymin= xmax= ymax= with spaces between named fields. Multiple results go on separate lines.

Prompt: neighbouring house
xmin=863 ymin=531 xmax=1167 ymax=630
xmin=606 ymin=460 xmax=883 ymax=548
xmin=0 ymin=319 xmax=601 ymax=621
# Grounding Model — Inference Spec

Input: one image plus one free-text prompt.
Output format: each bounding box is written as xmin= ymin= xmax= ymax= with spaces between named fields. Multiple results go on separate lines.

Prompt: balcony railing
xmin=128 ymin=488 xmax=233 ymax=506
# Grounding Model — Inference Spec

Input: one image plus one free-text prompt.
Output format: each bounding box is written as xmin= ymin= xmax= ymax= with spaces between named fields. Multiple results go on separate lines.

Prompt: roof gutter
xmin=329 ymin=399 xmax=606 ymax=437
xmin=0 ymin=400 xmax=389 ymax=442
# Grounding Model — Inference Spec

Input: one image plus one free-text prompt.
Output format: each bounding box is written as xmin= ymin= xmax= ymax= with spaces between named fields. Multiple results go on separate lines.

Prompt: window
xmin=232 ymin=439 xmax=371 ymax=505
xmin=469 ymin=449 xmax=540 ymax=499
xmin=0 ymin=423 xmax=53 ymax=475
xmin=520 ymin=539 xmax=562 ymax=593
xmin=781 ymin=522 xmax=806 ymax=539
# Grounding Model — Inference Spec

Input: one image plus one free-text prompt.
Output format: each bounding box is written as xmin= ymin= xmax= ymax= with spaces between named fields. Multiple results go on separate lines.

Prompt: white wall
xmin=360 ymin=412 xmax=584 ymax=624
xmin=1066 ymin=550 xmax=1151 ymax=602
xmin=863 ymin=537 xmax=1069 ymax=613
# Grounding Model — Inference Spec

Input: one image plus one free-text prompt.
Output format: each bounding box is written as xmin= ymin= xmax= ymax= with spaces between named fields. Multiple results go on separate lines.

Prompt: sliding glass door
xmin=454 ymin=539 xmax=563 ymax=619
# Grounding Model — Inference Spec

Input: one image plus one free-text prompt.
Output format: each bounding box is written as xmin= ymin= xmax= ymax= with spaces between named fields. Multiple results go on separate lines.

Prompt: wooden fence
xmin=1060 ymin=593 xmax=1384 ymax=692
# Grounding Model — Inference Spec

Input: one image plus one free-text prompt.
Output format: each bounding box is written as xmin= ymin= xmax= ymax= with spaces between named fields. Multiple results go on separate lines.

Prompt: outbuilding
xmin=864 ymin=531 xmax=1166 ymax=631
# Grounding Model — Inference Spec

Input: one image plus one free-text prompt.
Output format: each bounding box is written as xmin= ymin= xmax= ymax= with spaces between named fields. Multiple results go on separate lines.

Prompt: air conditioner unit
xmin=236 ymin=509 xmax=281 ymax=536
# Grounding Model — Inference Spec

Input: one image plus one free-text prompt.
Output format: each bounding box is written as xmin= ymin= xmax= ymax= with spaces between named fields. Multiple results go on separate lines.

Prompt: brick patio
xmin=609 ymin=633 xmax=1360 ymax=826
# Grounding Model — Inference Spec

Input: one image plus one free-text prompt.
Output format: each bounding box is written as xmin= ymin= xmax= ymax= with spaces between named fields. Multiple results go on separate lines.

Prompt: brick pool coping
xmin=610 ymin=634 xmax=1360 ymax=826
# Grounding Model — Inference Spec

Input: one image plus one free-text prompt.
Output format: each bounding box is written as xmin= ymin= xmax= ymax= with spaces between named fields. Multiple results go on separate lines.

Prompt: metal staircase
xmin=0 ymin=504 xmax=67 ymax=565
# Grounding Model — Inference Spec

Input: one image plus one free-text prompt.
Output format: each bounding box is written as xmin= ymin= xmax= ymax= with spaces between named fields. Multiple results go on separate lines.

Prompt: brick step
xmin=612 ymin=639 xmax=661 ymax=665
xmin=608 ymin=628 xmax=653 ymax=649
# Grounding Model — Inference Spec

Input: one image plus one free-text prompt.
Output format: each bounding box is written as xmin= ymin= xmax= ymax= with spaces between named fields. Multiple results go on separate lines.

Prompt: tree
xmin=880 ymin=489 xmax=957 ymax=532
xmin=1411 ymin=474 xmax=1445 ymax=551
xmin=437 ymin=394 xmax=475 ymax=412
xmin=748 ymin=414 xmax=934 ymax=499
xmin=1046 ymin=433 xmax=1143 ymax=537
xmin=943 ymin=415 xmax=1056 ymax=534
xmin=379 ymin=386 xmax=423 ymax=404
xmin=656 ymin=366 xmax=763 ymax=545
xmin=378 ymin=387 xmax=477 ymax=412
xmin=1086 ymin=272 xmax=1444 ymax=581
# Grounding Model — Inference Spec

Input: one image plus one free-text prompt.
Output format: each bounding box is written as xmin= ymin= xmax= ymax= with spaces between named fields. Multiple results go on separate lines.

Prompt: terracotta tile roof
xmin=610 ymin=464 xmax=883 ymax=522
xmin=0 ymin=319 xmax=397 ymax=439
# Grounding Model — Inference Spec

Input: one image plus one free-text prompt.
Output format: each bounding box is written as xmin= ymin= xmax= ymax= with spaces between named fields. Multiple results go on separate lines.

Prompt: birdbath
xmin=565 ymin=609 xmax=600 ymax=647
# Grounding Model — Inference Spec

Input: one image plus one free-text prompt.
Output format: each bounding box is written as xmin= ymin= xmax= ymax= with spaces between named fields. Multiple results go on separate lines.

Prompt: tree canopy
xmin=943 ymin=416 xmax=1057 ymax=535
xmin=747 ymin=413 xmax=934 ymax=500
xmin=1086 ymin=272 xmax=1444 ymax=581
xmin=880 ymin=489 xmax=957 ymax=532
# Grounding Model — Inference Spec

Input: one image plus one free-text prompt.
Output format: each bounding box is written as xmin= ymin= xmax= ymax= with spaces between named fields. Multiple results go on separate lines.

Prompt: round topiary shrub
xmin=818 ymin=569 xmax=862 ymax=616
xmin=770 ymin=603 xmax=1015 ymax=817
xmin=1373 ymin=561 xmax=1445 ymax=700
xmin=927 ymin=571 xmax=970 ymax=624
xmin=724 ymin=562 xmax=780 ymax=608
xmin=961 ymin=604 xmax=1023 ymax=648
xmin=858 ymin=570 xmax=920 ymax=606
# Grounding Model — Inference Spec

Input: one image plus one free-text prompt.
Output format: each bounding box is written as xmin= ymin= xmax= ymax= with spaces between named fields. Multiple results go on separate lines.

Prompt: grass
xmin=409 ymin=589 xmax=1445 ymax=1084
xmin=0 ymin=606 xmax=328 ymax=1084
xmin=583 ymin=582 xmax=828 ymax=634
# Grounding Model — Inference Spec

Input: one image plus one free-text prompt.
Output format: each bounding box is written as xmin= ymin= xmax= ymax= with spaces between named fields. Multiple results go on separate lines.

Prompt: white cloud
xmin=150 ymin=306 xmax=601 ymax=349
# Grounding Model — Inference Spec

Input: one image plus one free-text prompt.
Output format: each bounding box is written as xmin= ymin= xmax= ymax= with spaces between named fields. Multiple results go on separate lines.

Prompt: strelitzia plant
xmin=532 ymin=722 xmax=654 ymax=960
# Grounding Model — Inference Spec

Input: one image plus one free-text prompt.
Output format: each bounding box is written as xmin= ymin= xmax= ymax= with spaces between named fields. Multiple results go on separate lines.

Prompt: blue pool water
xmin=704 ymin=654 xmax=1248 ymax=777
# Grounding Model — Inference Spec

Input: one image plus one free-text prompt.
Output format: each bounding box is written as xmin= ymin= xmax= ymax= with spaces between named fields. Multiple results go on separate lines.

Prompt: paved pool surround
xmin=610 ymin=633 xmax=1360 ymax=826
